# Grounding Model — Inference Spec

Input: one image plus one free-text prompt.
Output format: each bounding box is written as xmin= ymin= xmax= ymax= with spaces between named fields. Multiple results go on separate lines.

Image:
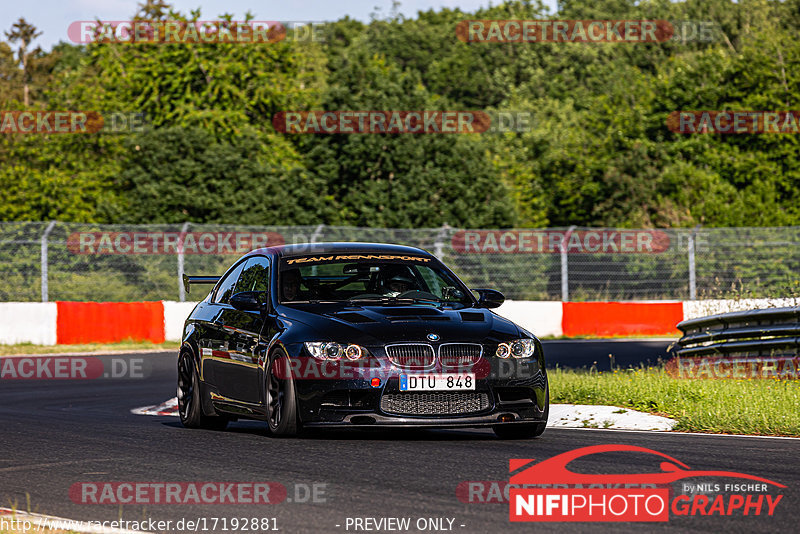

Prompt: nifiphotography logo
xmin=509 ymin=445 xmax=785 ymax=522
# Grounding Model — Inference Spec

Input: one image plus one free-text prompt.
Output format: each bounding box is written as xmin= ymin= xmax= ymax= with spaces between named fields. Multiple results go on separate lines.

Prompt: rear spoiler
xmin=182 ymin=274 xmax=220 ymax=295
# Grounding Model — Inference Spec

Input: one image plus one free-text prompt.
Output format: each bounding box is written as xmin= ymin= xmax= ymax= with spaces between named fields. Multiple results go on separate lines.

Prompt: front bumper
xmin=290 ymin=353 xmax=548 ymax=427
xmin=307 ymin=412 xmax=544 ymax=428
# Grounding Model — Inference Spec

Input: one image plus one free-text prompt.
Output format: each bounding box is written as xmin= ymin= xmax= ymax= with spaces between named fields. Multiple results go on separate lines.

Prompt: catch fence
xmin=0 ymin=222 xmax=797 ymax=302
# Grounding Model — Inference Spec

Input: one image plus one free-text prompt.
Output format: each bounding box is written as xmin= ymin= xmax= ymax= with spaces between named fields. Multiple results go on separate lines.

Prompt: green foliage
xmin=0 ymin=132 xmax=126 ymax=222
xmin=299 ymin=45 xmax=516 ymax=227
xmin=119 ymin=127 xmax=331 ymax=225
xmin=1 ymin=0 xmax=800 ymax=229
xmin=551 ymin=367 xmax=800 ymax=436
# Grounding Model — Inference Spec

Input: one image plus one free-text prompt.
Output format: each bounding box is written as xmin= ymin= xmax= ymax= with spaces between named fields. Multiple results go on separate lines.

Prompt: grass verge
xmin=0 ymin=340 xmax=179 ymax=355
xmin=550 ymin=367 xmax=800 ymax=436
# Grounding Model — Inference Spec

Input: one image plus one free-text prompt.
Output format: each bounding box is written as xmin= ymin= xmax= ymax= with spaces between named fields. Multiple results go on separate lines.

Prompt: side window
xmin=213 ymin=261 xmax=246 ymax=305
xmin=235 ymin=256 xmax=270 ymax=294
xmin=416 ymin=266 xmax=441 ymax=295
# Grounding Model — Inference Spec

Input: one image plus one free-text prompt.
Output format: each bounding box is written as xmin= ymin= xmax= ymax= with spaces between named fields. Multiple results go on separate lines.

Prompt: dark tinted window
xmin=213 ymin=260 xmax=245 ymax=305
xmin=278 ymin=256 xmax=472 ymax=307
xmin=235 ymin=256 xmax=270 ymax=294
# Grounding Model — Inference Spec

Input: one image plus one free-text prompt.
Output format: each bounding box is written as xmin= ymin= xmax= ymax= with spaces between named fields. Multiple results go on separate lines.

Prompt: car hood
xmin=276 ymin=302 xmax=521 ymax=346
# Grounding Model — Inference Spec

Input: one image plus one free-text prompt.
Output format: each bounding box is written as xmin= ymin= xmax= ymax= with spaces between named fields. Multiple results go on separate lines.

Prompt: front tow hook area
xmin=350 ymin=415 xmax=377 ymax=425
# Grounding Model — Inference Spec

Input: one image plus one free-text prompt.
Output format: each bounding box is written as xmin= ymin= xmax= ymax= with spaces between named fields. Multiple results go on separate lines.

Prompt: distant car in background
xmin=178 ymin=242 xmax=548 ymax=438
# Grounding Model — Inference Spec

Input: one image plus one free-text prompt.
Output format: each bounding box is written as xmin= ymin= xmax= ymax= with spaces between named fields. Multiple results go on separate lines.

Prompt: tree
xmin=5 ymin=18 xmax=42 ymax=106
xmin=3 ymin=0 xmax=800 ymax=229
xmin=299 ymin=43 xmax=516 ymax=228
xmin=118 ymin=127 xmax=332 ymax=225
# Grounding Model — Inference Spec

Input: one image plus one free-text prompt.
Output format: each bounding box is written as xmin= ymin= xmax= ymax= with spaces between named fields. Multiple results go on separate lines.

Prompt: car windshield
xmin=278 ymin=254 xmax=473 ymax=307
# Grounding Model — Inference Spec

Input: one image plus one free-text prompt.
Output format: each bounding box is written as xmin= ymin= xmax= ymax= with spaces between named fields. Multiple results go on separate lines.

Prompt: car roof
xmin=248 ymin=242 xmax=433 ymax=259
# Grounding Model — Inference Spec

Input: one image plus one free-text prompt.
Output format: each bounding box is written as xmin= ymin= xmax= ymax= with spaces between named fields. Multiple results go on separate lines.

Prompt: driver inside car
xmin=282 ymin=269 xmax=302 ymax=301
xmin=384 ymin=271 xmax=418 ymax=296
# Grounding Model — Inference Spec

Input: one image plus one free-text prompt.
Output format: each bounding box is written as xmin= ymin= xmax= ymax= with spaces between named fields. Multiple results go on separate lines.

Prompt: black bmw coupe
xmin=178 ymin=242 xmax=548 ymax=438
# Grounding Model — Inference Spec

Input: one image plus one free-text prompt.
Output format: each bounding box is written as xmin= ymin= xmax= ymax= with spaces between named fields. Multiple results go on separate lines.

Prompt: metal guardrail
xmin=675 ymin=307 xmax=800 ymax=357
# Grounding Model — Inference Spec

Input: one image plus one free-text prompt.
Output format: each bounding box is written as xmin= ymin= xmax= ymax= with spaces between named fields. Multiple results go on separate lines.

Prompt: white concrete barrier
xmin=683 ymin=298 xmax=800 ymax=320
xmin=0 ymin=302 xmax=58 ymax=345
xmin=162 ymin=301 xmax=200 ymax=342
xmin=494 ymin=300 xmax=563 ymax=337
xmin=2 ymin=298 xmax=795 ymax=346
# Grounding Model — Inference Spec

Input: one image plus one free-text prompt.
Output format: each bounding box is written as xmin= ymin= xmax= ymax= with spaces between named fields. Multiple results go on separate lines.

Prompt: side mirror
xmin=230 ymin=291 xmax=265 ymax=312
xmin=474 ymin=288 xmax=505 ymax=309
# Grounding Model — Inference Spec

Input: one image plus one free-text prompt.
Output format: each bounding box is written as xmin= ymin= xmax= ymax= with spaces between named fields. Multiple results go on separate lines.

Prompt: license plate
xmin=399 ymin=373 xmax=475 ymax=391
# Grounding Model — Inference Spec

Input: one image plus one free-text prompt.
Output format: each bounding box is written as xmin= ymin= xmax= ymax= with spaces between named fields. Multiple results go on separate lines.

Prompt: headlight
xmin=496 ymin=343 xmax=511 ymax=359
xmin=344 ymin=344 xmax=363 ymax=361
xmin=304 ymin=342 xmax=366 ymax=361
xmin=496 ymin=338 xmax=535 ymax=359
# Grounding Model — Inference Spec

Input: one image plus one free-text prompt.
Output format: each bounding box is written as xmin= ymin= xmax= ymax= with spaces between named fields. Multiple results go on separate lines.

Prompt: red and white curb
xmin=131 ymin=397 xmax=178 ymax=416
xmin=0 ymin=508 xmax=150 ymax=533
xmin=132 ymin=397 xmax=676 ymax=431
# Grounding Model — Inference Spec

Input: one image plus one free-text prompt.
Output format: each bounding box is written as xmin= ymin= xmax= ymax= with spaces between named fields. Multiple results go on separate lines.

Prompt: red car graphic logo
xmin=510 ymin=444 xmax=785 ymax=487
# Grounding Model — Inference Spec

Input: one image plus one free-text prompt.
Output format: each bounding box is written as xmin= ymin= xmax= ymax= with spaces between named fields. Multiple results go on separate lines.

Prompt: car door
xmin=212 ymin=255 xmax=270 ymax=406
xmin=199 ymin=259 xmax=245 ymax=394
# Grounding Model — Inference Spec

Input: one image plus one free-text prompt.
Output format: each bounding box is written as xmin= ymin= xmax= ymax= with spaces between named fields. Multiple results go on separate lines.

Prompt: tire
xmin=265 ymin=349 xmax=300 ymax=437
xmin=177 ymin=351 xmax=228 ymax=431
xmin=492 ymin=382 xmax=549 ymax=440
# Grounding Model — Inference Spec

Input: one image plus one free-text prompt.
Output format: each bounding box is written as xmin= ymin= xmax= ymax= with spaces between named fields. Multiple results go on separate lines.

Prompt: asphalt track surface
xmin=1 ymin=347 xmax=797 ymax=534
xmin=542 ymin=339 xmax=676 ymax=370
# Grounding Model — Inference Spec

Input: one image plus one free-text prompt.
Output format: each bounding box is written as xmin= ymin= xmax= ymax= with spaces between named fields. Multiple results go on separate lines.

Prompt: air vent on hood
xmin=459 ymin=312 xmax=486 ymax=322
xmin=387 ymin=315 xmax=450 ymax=322
xmin=333 ymin=312 xmax=377 ymax=324
xmin=383 ymin=307 xmax=449 ymax=322
xmin=382 ymin=307 xmax=442 ymax=316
